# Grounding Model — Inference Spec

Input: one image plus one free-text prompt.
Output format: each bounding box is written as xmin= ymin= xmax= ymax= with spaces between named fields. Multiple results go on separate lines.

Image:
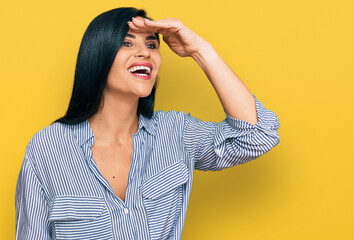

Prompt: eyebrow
xmin=126 ymin=33 xmax=158 ymax=41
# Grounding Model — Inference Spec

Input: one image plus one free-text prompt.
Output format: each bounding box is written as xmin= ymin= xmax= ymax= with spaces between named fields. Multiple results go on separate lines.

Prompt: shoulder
xmin=29 ymin=122 xmax=73 ymax=144
xmin=26 ymin=122 xmax=75 ymax=157
xmin=153 ymin=109 xmax=189 ymax=122
xmin=151 ymin=110 xmax=190 ymax=134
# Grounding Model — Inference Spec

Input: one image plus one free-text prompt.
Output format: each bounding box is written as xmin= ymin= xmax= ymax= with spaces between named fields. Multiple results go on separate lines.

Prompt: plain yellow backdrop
xmin=1 ymin=0 xmax=353 ymax=239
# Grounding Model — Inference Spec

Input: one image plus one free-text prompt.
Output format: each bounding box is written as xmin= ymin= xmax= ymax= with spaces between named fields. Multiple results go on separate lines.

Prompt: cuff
xmin=214 ymin=94 xmax=280 ymax=148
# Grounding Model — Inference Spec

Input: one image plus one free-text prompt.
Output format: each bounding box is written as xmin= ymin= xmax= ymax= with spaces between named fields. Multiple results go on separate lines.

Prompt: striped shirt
xmin=15 ymin=95 xmax=280 ymax=240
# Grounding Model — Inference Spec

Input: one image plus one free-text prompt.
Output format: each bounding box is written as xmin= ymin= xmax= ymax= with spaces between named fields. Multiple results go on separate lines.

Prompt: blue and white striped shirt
xmin=16 ymin=96 xmax=280 ymax=240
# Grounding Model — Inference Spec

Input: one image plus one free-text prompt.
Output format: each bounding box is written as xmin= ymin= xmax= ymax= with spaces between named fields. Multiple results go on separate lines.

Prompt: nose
xmin=134 ymin=44 xmax=150 ymax=58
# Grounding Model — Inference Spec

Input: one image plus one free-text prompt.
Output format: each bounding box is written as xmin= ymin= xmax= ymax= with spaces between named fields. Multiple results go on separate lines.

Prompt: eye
xmin=146 ymin=43 xmax=157 ymax=49
xmin=121 ymin=41 xmax=132 ymax=47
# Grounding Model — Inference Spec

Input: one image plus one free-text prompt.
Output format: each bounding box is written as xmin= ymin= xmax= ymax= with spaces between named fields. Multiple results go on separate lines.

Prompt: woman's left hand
xmin=128 ymin=17 xmax=206 ymax=58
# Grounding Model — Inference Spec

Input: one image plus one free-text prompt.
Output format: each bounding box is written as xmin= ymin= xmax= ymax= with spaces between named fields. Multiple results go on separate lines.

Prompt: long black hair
xmin=55 ymin=7 xmax=159 ymax=125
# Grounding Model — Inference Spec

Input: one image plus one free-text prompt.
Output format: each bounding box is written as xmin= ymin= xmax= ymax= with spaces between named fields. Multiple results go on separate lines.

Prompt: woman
xmin=16 ymin=7 xmax=280 ymax=240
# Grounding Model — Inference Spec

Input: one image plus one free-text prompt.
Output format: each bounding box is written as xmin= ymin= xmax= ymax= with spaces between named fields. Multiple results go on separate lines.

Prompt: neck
xmin=88 ymin=91 xmax=139 ymax=144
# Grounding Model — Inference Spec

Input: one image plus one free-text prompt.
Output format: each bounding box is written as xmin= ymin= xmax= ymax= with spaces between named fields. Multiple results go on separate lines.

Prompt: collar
xmin=74 ymin=113 xmax=157 ymax=147
xmin=137 ymin=113 xmax=157 ymax=136
xmin=73 ymin=120 xmax=95 ymax=147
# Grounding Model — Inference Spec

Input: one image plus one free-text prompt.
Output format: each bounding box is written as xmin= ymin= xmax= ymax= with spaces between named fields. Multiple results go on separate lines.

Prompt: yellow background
xmin=1 ymin=0 xmax=353 ymax=239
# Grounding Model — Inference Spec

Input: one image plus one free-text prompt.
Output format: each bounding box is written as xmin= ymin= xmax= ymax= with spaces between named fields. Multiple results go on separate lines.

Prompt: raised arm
xmin=128 ymin=17 xmax=257 ymax=124
xmin=129 ymin=17 xmax=279 ymax=170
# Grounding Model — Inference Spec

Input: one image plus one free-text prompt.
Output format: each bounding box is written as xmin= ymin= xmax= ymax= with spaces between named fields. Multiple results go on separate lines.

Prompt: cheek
xmin=109 ymin=50 xmax=129 ymax=76
xmin=108 ymin=60 xmax=126 ymax=79
xmin=106 ymin=66 xmax=127 ymax=90
xmin=154 ymin=54 xmax=162 ymax=72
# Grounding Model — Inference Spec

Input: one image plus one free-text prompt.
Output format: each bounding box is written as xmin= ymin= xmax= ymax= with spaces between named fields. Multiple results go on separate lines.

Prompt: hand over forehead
xmin=128 ymin=17 xmax=200 ymax=58
xmin=128 ymin=17 xmax=182 ymax=35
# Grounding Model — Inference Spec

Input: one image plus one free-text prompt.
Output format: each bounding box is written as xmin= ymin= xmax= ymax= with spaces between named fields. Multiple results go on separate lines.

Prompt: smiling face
xmin=105 ymin=28 xmax=161 ymax=99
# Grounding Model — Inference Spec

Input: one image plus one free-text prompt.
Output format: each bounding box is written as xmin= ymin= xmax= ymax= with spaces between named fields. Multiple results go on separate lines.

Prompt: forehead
xmin=126 ymin=30 xmax=158 ymax=40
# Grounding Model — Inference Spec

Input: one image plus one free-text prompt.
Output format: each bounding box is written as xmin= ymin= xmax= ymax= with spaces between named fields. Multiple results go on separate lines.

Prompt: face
xmin=105 ymin=26 xmax=161 ymax=99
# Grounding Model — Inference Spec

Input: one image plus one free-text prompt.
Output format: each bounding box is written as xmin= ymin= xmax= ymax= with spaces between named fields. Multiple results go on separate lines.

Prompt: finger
xmin=131 ymin=17 xmax=146 ymax=27
xmin=129 ymin=17 xmax=182 ymax=36
xmin=144 ymin=18 xmax=181 ymax=33
xmin=127 ymin=21 xmax=144 ymax=32
xmin=129 ymin=18 xmax=160 ymax=33
xmin=127 ymin=21 xmax=154 ymax=34
xmin=127 ymin=21 xmax=137 ymax=29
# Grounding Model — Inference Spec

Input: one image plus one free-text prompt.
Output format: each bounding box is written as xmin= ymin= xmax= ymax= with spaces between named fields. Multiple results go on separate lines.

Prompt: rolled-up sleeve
xmin=15 ymin=149 xmax=51 ymax=240
xmin=183 ymin=95 xmax=280 ymax=171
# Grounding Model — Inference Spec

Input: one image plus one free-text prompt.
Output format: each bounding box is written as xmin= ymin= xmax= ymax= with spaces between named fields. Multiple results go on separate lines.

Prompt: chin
xmin=138 ymin=90 xmax=153 ymax=98
xmin=136 ymin=85 xmax=155 ymax=98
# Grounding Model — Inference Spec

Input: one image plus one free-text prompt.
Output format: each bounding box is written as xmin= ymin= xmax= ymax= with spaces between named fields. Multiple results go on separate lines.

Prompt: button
xmin=124 ymin=208 xmax=129 ymax=214
xmin=215 ymin=149 xmax=221 ymax=156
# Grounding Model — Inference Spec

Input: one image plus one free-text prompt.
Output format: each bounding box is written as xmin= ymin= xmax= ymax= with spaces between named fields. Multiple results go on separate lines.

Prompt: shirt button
xmin=215 ymin=149 xmax=221 ymax=156
xmin=124 ymin=208 xmax=129 ymax=214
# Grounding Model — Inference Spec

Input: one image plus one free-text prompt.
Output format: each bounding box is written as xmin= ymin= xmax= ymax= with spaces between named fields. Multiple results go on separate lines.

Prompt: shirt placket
xmin=82 ymin=137 xmax=137 ymax=239
xmin=122 ymin=130 xmax=141 ymax=239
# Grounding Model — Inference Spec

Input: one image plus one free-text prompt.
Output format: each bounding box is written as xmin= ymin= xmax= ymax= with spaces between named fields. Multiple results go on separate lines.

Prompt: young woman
xmin=16 ymin=7 xmax=280 ymax=240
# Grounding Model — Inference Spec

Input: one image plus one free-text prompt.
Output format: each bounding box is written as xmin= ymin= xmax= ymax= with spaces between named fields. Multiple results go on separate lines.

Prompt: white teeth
xmin=128 ymin=65 xmax=151 ymax=74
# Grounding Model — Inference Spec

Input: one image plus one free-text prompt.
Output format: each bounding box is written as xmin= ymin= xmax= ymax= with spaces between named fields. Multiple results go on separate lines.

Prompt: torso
xmin=91 ymin=139 xmax=133 ymax=202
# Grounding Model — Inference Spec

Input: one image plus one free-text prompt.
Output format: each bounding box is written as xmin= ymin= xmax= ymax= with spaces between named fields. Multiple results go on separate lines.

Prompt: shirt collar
xmin=74 ymin=120 xmax=94 ymax=147
xmin=74 ymin=113 xmax=157 ymax=146
xmin=138 ymin=113 xmax=157 ymax=136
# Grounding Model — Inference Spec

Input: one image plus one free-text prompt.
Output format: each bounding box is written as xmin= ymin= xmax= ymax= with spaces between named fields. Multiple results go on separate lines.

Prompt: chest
xmin=46 ymin=137 xmax=191 ymax=240
xmin=91 ymin=141 xmax=132 ymax=201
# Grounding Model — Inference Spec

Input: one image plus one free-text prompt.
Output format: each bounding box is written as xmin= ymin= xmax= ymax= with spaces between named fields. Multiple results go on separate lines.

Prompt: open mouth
xmin=128 ymin=64 xmax=152 ymax=79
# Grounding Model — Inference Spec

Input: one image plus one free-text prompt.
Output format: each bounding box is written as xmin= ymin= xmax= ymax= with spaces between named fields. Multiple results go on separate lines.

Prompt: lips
xmin=127 ymin=62 xmax=153 ymax=80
